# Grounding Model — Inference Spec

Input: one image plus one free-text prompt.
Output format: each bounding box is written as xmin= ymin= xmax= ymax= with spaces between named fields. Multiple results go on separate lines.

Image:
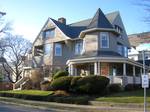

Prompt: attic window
xmin=43 ymin=28 xmax=55 ymax=39
xmin=114 ymin=25 xmax=122 ymax=34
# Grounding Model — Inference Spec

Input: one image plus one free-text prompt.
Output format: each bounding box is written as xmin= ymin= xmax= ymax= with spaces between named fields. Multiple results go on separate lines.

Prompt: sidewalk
xmin=0 ymin=97 xmax=149 ymax=112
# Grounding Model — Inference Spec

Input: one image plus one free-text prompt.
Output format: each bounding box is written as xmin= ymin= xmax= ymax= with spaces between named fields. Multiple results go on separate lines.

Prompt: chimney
xmin=58 ymin=17 xmax=66 ymax=24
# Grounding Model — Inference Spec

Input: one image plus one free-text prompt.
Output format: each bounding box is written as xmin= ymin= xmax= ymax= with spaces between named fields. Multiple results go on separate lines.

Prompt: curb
xmin=0 ymin=97 xmax=149 ymax=112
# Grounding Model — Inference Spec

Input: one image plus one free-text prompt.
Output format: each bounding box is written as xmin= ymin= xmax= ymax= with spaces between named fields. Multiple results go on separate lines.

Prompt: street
xmin=0 ymin=102 xmax=60 ymax=112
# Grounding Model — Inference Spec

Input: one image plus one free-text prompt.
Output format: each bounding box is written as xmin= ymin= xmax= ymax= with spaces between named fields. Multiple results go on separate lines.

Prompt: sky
xmin=0 ymin=0 xmax=149 ymax=42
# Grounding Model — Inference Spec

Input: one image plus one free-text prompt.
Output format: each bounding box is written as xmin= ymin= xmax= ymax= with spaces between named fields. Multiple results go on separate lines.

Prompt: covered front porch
xmin=67 ymin=57 xmax=148 ymax=86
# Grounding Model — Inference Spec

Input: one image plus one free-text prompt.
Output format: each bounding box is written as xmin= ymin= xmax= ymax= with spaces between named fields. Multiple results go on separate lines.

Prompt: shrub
xmin=53 ymin=71 xmax=69 ymax=80
xmin=70 ymin=76 xmax=82 ymax=92
xmin=74 ymin=75 xmax=109 ymax=94
xmin=107 ymin=84 xmax=122 ymax=93
xmin=125 ymin=84 xmax=142 ymax=91
xmin=50 ymin=76 xmax=73 ymax=91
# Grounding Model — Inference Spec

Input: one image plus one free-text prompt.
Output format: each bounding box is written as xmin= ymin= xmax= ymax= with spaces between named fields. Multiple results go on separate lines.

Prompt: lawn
xmin=0 ymin=90 xmax=54 ymax=96
xmin=96 ymin=89 xmax=150 ymax=103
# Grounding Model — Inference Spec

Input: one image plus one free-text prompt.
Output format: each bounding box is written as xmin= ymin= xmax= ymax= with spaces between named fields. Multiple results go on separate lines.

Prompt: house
xmin=22 ymin=8 xmax=149 ymax=87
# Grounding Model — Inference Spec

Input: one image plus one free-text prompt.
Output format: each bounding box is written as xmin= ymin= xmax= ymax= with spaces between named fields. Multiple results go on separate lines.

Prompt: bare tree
xmin=0 ymin=11 xmax=11 ymax=36
xmin=134 ymin=0 xmax=150 ymax=24
xmin=0 ymin=34 xmax=31 ymax=83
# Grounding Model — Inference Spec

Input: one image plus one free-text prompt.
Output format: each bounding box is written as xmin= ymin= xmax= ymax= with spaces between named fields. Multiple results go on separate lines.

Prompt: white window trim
xmin=55 ymin=43 xmax=62 ymax=56
xmin=100 ymin=32 xmax=109 ymax=48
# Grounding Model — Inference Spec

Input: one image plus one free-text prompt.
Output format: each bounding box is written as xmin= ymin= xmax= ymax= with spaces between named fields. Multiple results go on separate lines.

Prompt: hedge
xmin=53 ymin=71 xmax=69 ymax=80
xmin=72 ymin=76 xmax=109 ymax=94
xmin=50 ymin=76 xmax=73 ymax=91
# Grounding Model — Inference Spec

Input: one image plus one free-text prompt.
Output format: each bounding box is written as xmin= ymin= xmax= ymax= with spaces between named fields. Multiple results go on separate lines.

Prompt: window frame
xmin=100 ymin=32 xmax=109 ymax=48
xmin=75 ymin=41 xmax=83 ymax=55
xmin=43 ymin=28 xmax=55 ymax=39
xmin=44 ymin=43 xmax=52 ymax=56
xmin=55 ymin=43 xmax=62 ymax=56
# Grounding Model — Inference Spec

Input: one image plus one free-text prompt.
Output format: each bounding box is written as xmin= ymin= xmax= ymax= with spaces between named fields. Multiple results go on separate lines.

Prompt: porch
xmin=67 ymin=57 xmax=148 ymax=86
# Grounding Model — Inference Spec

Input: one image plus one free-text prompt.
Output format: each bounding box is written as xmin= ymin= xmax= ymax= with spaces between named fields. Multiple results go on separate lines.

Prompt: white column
xmin=97 ymin=62 xmax=100 ymax=75
xmin=133 ymin=66 xmax=136 ymax=84
xmin=133 ymin=66 xmax=135 ymax=76
xmin=123 ymin=63 xmax=126 ymax=76
xmin=94 ymin=62 xmax=98 ymax=75
xmin=69 ymin=64 xmax=74 ymax=76
xmin=74 ymin=67 xmax=77 ymax=76
xmin=123 ymin=63 xmax=127 ymax=86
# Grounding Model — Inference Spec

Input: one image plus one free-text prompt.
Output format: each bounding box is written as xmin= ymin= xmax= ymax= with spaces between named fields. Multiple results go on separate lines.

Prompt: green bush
xmin=125 ymin=84 xmax=142 ymax=91
xmin=53 ymin=71 xmax=69 ymax=80
xmin=74 ymin=76 xmax=109 ymax=94
xmin=70 ymin=76 xmax=82 ymax=92
xmin=50 ymin=76 xmax=73 ymax=91
xmin=107 ymin=84 xmax=122 ymax=93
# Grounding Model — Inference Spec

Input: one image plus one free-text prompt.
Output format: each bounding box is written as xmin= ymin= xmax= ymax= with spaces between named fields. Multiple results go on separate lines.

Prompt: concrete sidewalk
xmin=0 ymin=97 xmax=149 ymax=112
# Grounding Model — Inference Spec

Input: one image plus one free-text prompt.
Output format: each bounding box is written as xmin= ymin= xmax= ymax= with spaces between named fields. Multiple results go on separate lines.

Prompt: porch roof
xmin=67 ymin=56 xmax=149 ymax=69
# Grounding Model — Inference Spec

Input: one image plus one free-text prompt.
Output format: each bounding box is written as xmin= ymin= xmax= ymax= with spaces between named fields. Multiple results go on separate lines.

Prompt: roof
xmin=87 ymin=8 xmax=113 ymax=29
xmin=50 ymin=8 xmax=119 ymax=39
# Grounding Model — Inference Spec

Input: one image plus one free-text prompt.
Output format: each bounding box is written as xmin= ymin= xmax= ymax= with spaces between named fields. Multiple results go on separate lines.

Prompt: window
xmin=114 ymin=25 xmax=122 ymax=34
xmin=55 ymin=43 xmax=62 ymax=56
xmin=44 ymin=29 xmax=55 ymax=39
xmin=117 ymin=44 xmax=123 ymax=55
xmin=44 ymin=44 xmax=51 ymax=55
xmin=117 ymin=44 xmax=128 ymax=57
xmin=75 ymin=41 xmax=83 ymax=55
xmin=100 ymin=32 xmax=109 ymax=48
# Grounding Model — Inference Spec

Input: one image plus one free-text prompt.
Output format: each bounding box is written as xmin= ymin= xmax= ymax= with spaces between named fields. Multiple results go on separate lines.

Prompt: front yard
xmin=96 ymin=89 xmax=150 ymax=103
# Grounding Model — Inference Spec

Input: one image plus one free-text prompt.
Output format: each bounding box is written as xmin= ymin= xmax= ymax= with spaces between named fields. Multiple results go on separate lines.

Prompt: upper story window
xmin=55 ymin=43 xmax=62 ymax=56
xmin=100 ymin=32 xmax=109 ymax=48
xmin=117 ymin=43 xmax=128 ymax=57
xmin=44 ymin=44 xmax=52 ymax=56
xmin=114 ymin=25 xmax=122 ymax=34
xmin=43 ymin=29 xmax=55 ymax=39
xmin=75 ymin=41 xmax=83 ymax=55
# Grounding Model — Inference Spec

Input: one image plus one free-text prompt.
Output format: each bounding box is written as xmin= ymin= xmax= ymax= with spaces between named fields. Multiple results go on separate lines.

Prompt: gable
xmin=113 ymin=14 xmax=130 ymax=48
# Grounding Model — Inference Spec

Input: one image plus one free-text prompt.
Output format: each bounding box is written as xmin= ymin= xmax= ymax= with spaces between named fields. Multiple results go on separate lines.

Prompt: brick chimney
xmin=58 ymin=17 xmax=66 ymax=24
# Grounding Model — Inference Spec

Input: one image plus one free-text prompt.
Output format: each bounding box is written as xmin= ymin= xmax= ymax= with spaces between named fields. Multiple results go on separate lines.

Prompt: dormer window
xmin=114 ymin=25 xmax=122 ymax=34
xmin=43 ymin=28 xmax=55 ymax=39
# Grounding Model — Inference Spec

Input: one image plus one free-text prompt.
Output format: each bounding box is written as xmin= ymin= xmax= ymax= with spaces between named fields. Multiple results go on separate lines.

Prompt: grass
xmin=96 ymin=89 xmax=150 ymax=103
xmin=0 ymin=90 xmax=54 ymax=96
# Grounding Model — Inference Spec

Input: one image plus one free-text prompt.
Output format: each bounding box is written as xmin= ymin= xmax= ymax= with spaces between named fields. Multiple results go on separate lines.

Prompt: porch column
xmin=123 ymin=63 xmax=126 ymax=76
xmin=123 ymin=63 xmax=127 ymax=86
xmin=74 ymin=67 xmax=77 ymax=76
xmin=94 ymin=62 xmax=98 ymax=75
xmin=133 ymin=66 xmax=136 ymax=84
xmin=69 ymin=64 xmax=74 ymax=76
xmin=97 ymin=62 xmax=100 ymax=75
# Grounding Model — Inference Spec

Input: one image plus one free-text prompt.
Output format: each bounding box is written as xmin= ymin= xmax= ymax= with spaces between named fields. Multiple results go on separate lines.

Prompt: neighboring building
xmin=21 ymin=8 xmax=149 ymax=87
xmin=128 ymin=32 xmax=150 ymax=69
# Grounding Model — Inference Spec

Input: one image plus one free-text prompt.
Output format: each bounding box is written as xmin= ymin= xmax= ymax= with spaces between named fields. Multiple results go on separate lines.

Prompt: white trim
xmin=49 ymin=18 xmax=71 ymax=39
xmin=66 ymin=57 xmax=148 ymax=69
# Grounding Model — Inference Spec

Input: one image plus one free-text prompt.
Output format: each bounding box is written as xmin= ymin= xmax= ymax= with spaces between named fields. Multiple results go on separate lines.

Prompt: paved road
xmin=0 ymin=102 xmax=60 ymax=112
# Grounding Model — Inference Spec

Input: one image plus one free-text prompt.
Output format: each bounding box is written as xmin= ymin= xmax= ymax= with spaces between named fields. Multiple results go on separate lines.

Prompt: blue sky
xmin=0 ymin=0 xmax=149 ymax=42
